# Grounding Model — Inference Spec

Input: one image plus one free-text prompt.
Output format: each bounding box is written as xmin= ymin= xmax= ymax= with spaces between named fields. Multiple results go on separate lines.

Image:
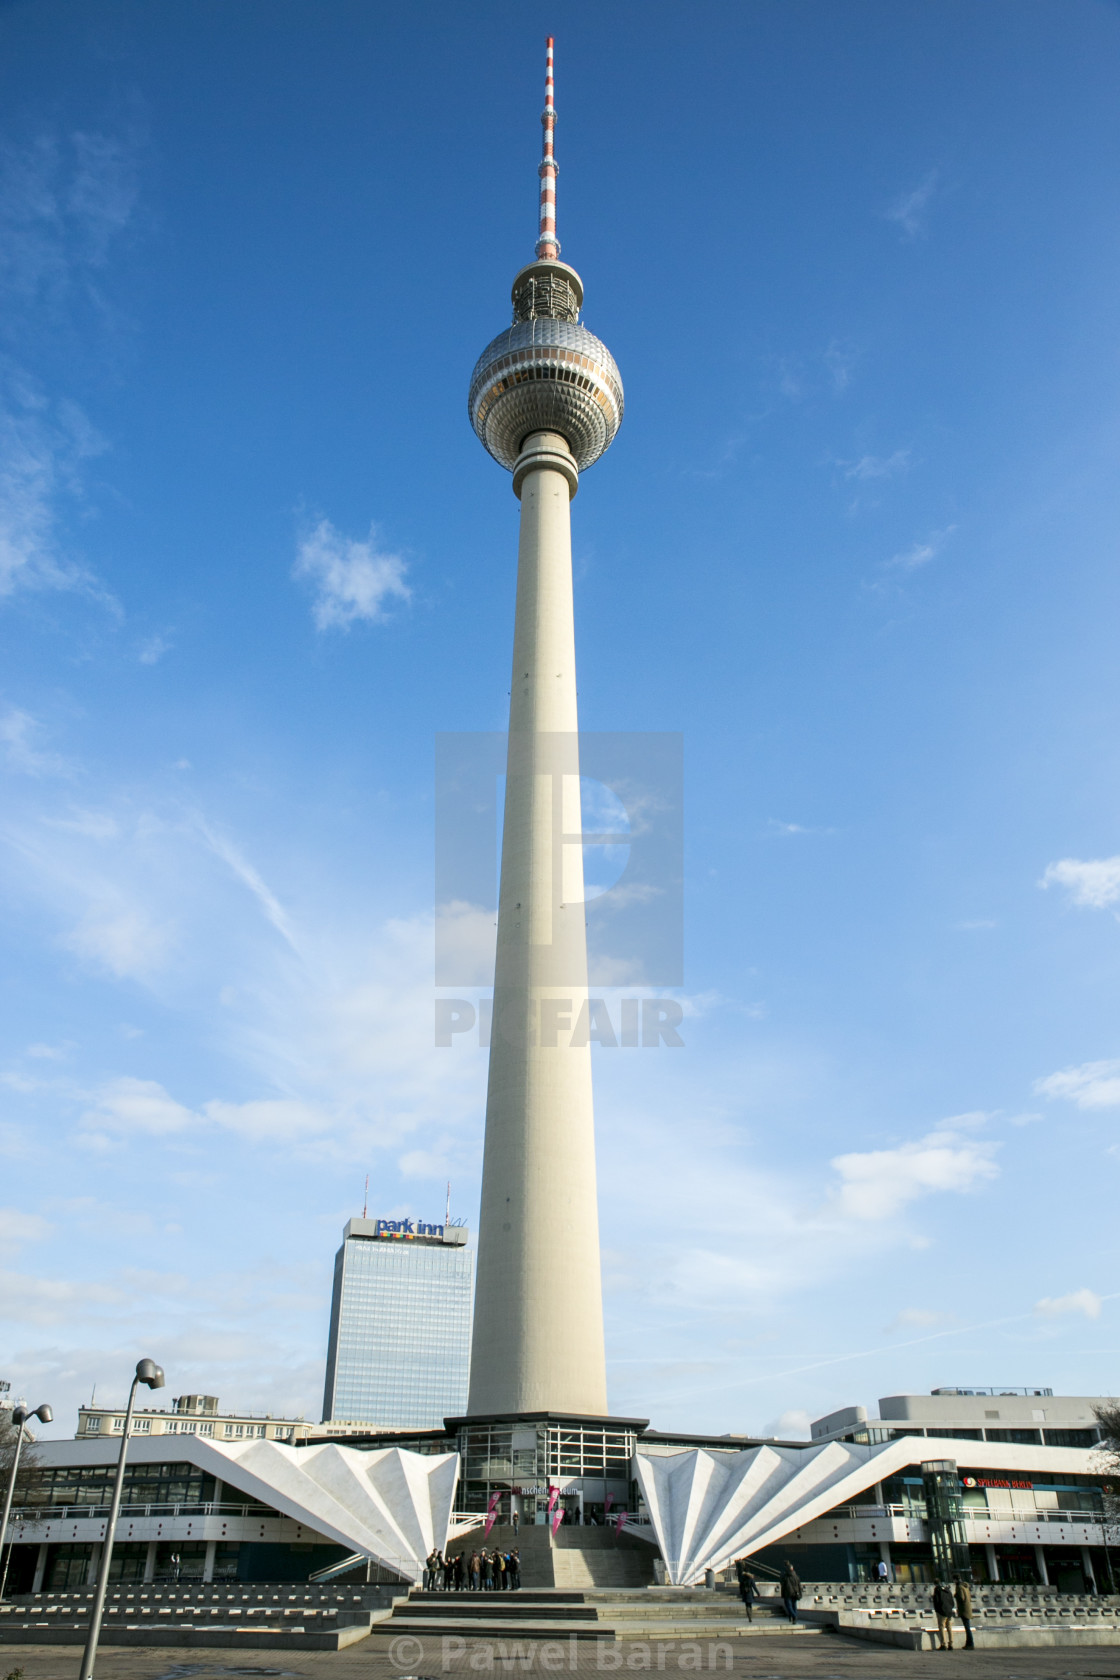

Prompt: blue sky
xmin=3 ymin=0 xmax=1120 ymax=1438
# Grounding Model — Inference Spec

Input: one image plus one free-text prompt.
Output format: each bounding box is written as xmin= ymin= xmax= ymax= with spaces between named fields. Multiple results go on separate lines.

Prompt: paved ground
xmin=6 ymin=1633 xmax=1120 ymax=1680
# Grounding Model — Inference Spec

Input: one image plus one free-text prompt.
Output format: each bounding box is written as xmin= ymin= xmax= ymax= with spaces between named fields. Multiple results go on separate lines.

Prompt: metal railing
xmin=825 ymin=1502 xmax=1103 ymax=1526
xmin=5 ymin=1500 xmax=276 ymax=1524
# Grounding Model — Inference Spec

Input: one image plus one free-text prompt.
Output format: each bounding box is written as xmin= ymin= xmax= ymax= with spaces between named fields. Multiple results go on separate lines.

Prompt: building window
xmin=135 ymin=1418 xmax=151 ymax=1433
xmin=112 ymin=1418 xmax=124 ymax=1430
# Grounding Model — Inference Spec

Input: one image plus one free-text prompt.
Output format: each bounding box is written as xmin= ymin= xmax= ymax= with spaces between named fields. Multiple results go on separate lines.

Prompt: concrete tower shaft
xmin=466 ymin=40 xmax=622 ymax=1417
xmin=468 ymin=430 xmax=606 ymax=1415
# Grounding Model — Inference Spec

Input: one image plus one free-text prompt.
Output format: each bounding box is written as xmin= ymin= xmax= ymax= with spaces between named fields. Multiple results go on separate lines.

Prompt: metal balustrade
xmin=5 ymin=1499 xmax=276 ymax=1524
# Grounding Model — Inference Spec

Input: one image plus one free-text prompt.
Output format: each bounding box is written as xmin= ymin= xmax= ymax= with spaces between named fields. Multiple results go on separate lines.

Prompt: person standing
xmin=513 ymin=1509 xmax=520 ymax=1535
xmin=877 ymin=1559 xmax=890 ymax=1584
xmin=509 ymin=1549 xmax=521 ymax=1590
xmin=424 ymin=1549 xmax=438 ymax=1591
xmin=734 ymin=1558 xmax=757 ymax=1623
xmin=953 ymin=1576 xmax=974 ymax=1649
xmin=494 ymin=1549 xmax=507 ymax=1590
xmin=779 ymin=1561 xmax=801 ymax=1623
xmin=481 ymin=1551 xmax=493 ymax=1591
xmin=469 ymin=1550 xmax=480 ymax=1592
xmin=931 ymin=1579 xmax=956 ymax=1649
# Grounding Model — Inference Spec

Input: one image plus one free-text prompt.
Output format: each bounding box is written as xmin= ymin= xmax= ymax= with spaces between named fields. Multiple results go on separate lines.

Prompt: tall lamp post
xmin=1 ymin=1402 xmax=53 ymax=1598
xmin=79 ymin=1358 xmax=164 ymax=1680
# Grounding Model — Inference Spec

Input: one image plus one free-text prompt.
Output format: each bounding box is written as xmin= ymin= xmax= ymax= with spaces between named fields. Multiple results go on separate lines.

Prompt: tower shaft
xmin=467 ymin=431 xmax=608 ymax=1417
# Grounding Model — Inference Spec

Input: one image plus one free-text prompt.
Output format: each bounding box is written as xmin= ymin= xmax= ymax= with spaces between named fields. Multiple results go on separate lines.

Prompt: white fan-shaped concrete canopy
xmin=633 ymin=1435 xmax=1100 ymax=1585
xmin=45 ymin=1435 xmax=461 ymax=1582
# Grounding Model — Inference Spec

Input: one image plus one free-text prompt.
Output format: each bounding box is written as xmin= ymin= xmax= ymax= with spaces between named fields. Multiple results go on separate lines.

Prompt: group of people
xmin=732 ymin=1557 xmax=802 ymax=1623
xmin=930 ymin=1577 xmax=975 ymax=1650
xmin=423 ymin=1548 xmax=521 ymax=1592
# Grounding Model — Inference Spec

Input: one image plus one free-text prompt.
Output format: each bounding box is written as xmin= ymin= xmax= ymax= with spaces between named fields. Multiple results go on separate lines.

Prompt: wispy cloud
xmin=195 ymin=818 xmax=298 ymax=951
xmin=293 ymin=517 xmax=410 ymax=630
xmin=885 ymin=169 xmax=939 ymax=240
xmin=0 ymin=707 xmax=69 ymax=776
xmin=842 ymin=449 xmax=911 ymax=482
xmin=137 ymin=633 xmax=171 ymax=665
xmin=884 ymin=524 xmax=956 ymax=572
xmin=1035 ymin=1059 xmax=1120 ymax=1110
xmin=824 ymin=341 xmax=859 ymax=394
xmin=1041 ymin=855 xmax=1120 ymax=910
xmin=0 ymin=126 xmax=139 ymax=605
xmin=886 ymin=1306 xmax=955 ymax=1333
xmin=1034 ymin=1287 xmax=1101 ymax=1320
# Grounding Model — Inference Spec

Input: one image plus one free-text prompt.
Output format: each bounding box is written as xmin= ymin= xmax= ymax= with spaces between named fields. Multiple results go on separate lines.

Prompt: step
xmin=382 ymin=1619 xmax=611 ymax=1642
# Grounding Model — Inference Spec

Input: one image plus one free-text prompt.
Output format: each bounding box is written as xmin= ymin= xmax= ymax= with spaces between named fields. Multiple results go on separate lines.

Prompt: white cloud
xmin=885 ymin=525 xmax=956 ymax=573
xmin=886 ymin=1307 xmax=954 ymax=1333
xmin=82 ymin=1076 xmax=196 ymax=1137
xmin=63 ymin=900 xmax=173 ymax=978
xmin=0 ymin=707 xmax=68 ymax=776
xmin=138 ymin=633 xmax=171 ymax=665
xmin=773 ymin=1408 xmax=811 ymax=1439
xmin=829 ymin=1122 xmax=999 ymax=1221
xmin=195 ymin=819 xmax=298 ymax=950
xmin=843 ymin=449 xmax=910 ymax=482
xmin=203 ymin=1097 xmax=334 ymax=1143
xmin=293 ymin=517 xmax=410 ymax=630
xmin=1035 ymin=1059 xmax=1120 ymax=1109
xmin=0 ymin=1208 xmax=52 ymax=1248
xmin=885 ymin=169 xmax=939 ymax=239
xmin=1034 ymin=1288 xmax=1101 ymax=1320
xmin=1040 ymin=855 xmax=1120 ymax=909
xmin=0 ymin=375 xmax=108 ymax=599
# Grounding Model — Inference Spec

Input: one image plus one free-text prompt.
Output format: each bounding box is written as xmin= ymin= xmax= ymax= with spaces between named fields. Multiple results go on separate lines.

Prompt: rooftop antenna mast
xmin=445 ymin=1181 xmax=451 ymax=1228
xmin=362 ymin=1174 xmax=368 ymax=1220
xmin=536 ymin=37 xmax=559 ymax=260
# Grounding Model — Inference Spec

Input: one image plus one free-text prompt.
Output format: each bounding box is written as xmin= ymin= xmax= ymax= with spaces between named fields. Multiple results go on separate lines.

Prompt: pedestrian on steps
xmin=734 ymin=1558 xmax=757 ymax=1622
xmin=953 ymin=1575 xmax=975 ymax=1649
xmin=779 ymin=1561 xmax=801 ymax=1623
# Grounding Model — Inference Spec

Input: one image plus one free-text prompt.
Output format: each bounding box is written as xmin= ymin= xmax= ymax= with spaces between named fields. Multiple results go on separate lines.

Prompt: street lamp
xmin=79 ymin=1358 xmax=164 ymax=1680
xmin=0 ymin=1402 xmax=53 ymax=1599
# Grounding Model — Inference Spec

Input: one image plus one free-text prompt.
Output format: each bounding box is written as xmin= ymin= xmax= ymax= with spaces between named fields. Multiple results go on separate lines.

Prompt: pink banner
xmin=482 ymin=1491 xmax=502 ymax=1538
xmin=546 ymin=1485 xmax=559 ymax=1512
xmin=551 ymin=1507 xmax=564 ymax=1536
xmin=615 ymin=1511 xmax=626 ymax=1533
xmin=604 ymin=1494 xmax=614 ymax=1514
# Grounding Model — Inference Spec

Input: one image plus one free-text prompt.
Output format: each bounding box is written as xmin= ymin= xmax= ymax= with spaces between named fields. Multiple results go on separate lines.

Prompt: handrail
xmin=5 ymin=1500 xmax=275 ymax=1523
xmin=821 ymin=1502 xmax=1104 ymax=1525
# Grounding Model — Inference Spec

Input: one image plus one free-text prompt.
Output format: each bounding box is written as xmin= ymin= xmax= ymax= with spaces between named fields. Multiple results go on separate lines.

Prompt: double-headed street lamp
xmin=79 ymin=1357 xmax=164 ymax=1680
xmin=0 ymin=1401 xmax=53 ymax=1599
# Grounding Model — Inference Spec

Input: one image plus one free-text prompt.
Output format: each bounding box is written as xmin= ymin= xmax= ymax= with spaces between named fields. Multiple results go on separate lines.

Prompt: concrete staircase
xmin=0 ymin=1580 xmax=402 ymax=1650
xmin=553 ymin=1527 xmax=657 ymax=1589
xmin=450 ymin=1523 xmax=657 ymax=1590
xmin=379 ymin=1587 xmax=819 ymax=1644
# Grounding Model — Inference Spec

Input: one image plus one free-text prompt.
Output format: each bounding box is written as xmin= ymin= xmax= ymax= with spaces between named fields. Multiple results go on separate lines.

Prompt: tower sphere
xmin=469 ymin=260 xmax=624 ymax=475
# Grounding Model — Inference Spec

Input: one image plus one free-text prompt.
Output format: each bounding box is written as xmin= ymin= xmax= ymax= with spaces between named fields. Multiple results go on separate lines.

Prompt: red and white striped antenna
xmin=535 ymin=37 xmax=559 ymax=260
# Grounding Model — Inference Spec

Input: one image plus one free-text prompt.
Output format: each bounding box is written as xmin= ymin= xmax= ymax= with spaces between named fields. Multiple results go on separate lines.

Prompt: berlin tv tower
xmin=466 ymin=38 xmax=624 ymax=1417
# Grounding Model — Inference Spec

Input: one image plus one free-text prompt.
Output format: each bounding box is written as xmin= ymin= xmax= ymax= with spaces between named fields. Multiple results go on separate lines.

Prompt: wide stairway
xmin=449 ymin=1523 xmax=656 ymax=1590
xmin=0 ymin=1580 xmax=400 ymax=1650
xmin=380 ymin=1586 xmax=817 ymax=1643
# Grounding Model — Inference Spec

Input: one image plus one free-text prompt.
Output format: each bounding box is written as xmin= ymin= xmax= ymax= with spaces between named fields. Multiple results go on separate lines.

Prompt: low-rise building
xmin=75 ymin=1393 xmax=311 ymax=1445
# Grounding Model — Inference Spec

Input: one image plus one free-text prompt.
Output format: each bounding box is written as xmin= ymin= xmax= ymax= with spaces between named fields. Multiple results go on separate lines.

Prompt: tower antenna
xmin=362 ymin=1174 xmax=368 ymax=1220
xmin=536 ymin=37 xmax=559 ymax=260
xmin=445 ymin=1180 xmax=451 ymax=1228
